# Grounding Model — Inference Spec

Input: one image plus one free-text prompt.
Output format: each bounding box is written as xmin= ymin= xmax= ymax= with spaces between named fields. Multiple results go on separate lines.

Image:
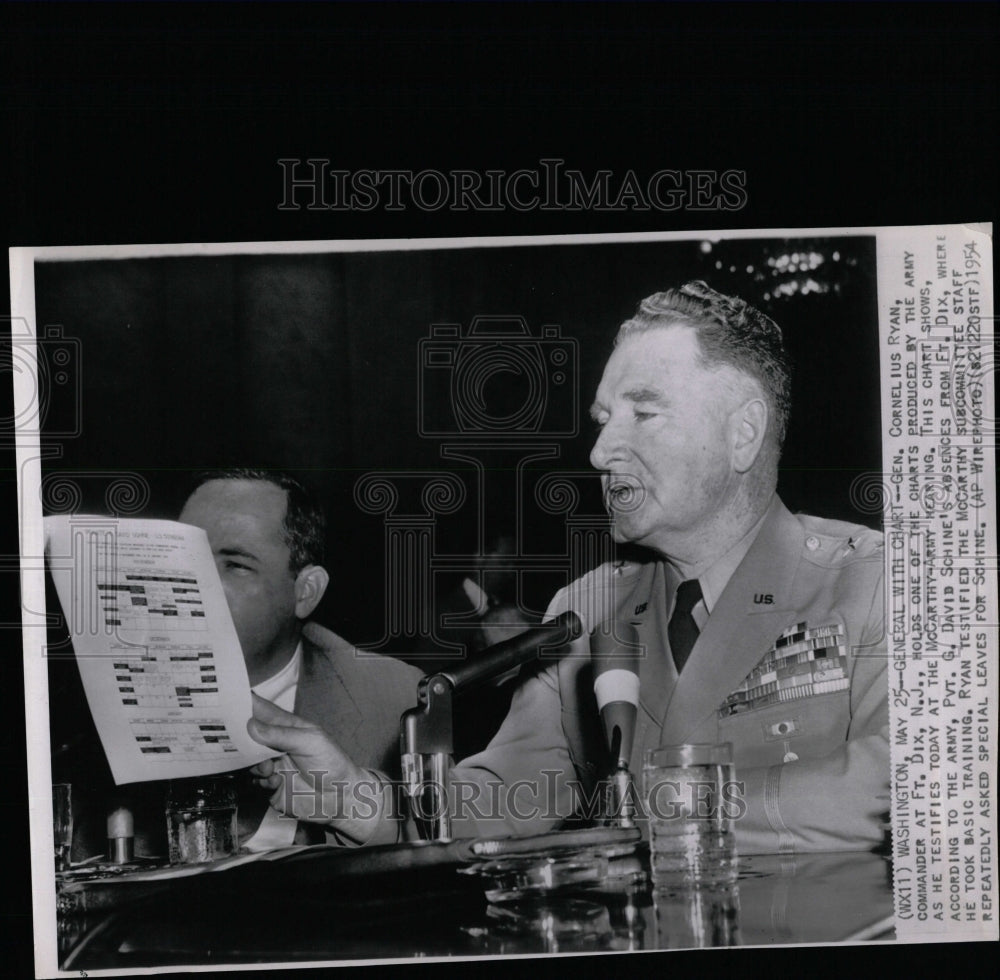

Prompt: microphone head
xmin=591 ymin=621 xmax=641 ymax=703
xmin=590 ymin=622 xmax=641 ymax=768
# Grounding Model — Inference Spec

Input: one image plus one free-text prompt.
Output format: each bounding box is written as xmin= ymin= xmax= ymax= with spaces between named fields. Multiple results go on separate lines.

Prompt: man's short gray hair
xmin=616 ymin=280 xmax=793 ymax=449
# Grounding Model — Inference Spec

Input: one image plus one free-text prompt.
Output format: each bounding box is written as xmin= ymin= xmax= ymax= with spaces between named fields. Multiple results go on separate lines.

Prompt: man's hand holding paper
xmin=247 ymin=693 xmax=402 ymax=847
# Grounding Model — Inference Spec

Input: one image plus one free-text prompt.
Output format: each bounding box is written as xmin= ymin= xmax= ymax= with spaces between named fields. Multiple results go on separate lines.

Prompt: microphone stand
xmin=400 ymin=675 xmax=455 ymax=842
xmin=591 ymin=621 xmax=641 ymax=830
xmin=605 ymin=747 xmax=638 ymax=830
xmin=400 ymin=611 xmax=583 ymax=842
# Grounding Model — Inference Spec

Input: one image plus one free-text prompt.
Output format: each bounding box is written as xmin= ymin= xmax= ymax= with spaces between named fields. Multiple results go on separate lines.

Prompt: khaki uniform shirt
xmin=451 ymin=497 xmax=888 ymax=855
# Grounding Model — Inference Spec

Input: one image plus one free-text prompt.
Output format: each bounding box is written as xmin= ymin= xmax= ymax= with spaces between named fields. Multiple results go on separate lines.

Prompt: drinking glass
xmin=165 ymin=777 xmax=238 ymax=864
xmin=642 ymin=743 xmax=738 ymax=890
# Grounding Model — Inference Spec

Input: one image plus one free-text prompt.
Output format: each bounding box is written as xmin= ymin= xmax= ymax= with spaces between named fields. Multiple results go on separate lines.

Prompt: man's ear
xmin=731 ymin=397 xmax=768 ymax=473
xmin=293 ymin=565 xmax=330 ymax=621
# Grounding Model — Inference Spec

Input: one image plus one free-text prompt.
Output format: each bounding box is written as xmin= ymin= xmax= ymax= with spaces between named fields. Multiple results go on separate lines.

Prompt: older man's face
xmin=589 ymin=325 xmax=740 ymax=556
xmin=179 ymin=479 xmax=300 ymax=683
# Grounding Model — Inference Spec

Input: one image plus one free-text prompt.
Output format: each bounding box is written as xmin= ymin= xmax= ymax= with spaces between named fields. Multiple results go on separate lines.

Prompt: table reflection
xmin=58 ymin=847 xmax=894 ymax=968
xmin=652 ymin=884 xmax=741 ymax=948
xmin=467 ymin=850 xmax=891 ymax=955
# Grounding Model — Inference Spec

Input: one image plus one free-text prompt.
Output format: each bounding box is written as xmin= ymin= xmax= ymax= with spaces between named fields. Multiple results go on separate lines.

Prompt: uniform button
xmin=783 ymin=751 xmax=799 ymax=763
xmin=805 ymin=536 xmax=820 ymax=551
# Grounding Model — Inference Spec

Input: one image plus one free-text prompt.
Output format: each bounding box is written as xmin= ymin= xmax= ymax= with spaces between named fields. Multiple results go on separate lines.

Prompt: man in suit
xmin=249 ymin=283 xmax=889 ymax=854
xmin=51 ymin=469 xmax=423 ymax=857
xmin=177 ymin=469 xmax=423 ymax=849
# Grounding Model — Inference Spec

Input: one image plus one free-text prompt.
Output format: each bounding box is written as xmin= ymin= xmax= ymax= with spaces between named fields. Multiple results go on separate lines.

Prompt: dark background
xmin=33 ymin=235 xmax=879 ymax=648
xmin=3 ymin=2 xmax=996 ymax=977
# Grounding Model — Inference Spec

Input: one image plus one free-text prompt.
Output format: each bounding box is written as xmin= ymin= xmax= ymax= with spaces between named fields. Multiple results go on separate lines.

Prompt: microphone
xmin=591 ymin=622 xmax=641 ymax=828
xmin=438 ymin=610 xmax=585 ymax=692
xmin=402 ymin=610 xmax=584 ymax=841
xmin=591 ymin=621 xmax=641 ymax=768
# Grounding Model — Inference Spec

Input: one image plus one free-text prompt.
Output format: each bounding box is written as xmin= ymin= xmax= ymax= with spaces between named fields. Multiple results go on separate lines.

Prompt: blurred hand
xmin=474 ymin=602 xmax=535 ymax=652
xmin=247 ymin=693 xmax=391 ymax=844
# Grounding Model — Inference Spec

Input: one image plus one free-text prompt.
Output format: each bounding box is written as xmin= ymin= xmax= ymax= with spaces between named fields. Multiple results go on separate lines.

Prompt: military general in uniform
xmin=248 ymin=281 xmax=889 ymax=855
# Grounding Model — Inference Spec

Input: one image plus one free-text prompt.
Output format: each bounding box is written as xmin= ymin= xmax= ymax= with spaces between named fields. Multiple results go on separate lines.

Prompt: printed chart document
xmin=45 ymin=515 xmax=274 ymax=783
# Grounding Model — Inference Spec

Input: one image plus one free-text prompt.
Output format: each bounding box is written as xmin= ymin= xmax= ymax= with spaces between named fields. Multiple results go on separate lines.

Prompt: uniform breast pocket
xmin=720 ymin=690 xmax=852 ymax=768
xmin=718 ymin=619 xmax=853 ymax=765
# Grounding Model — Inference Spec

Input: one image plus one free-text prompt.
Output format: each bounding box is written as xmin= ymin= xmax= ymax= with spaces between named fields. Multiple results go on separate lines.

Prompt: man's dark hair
xmin=190 ymin=468 xmax=326 ymax=572
xmin=616 ymin=280 xmax=793 ymax=449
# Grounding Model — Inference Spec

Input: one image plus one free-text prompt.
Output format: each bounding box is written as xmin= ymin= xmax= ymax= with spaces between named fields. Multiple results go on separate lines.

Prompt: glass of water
xmin=642 ymin=743 xmax=738 ymax=890
xmin=165 ymin=777 xmax=238 ymax=865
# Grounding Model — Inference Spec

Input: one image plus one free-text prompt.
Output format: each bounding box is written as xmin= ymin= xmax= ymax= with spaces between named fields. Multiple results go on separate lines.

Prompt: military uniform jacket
xmin=452 ymin=497 xmax=889 ymax=855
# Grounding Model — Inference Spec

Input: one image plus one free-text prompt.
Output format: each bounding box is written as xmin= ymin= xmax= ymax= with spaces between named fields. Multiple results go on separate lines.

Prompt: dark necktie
xmin=669 ymin=579 xmax=703 ymax=674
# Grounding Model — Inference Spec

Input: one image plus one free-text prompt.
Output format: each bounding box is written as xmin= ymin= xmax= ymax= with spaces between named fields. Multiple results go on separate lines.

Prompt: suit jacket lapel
xmin=294 ymin=636 xmax=364 ymax=757
xmin=660 ymin=498 xmax=805 ymax=743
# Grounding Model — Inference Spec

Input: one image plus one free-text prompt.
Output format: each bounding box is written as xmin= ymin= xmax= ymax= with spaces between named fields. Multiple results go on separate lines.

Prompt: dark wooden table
xmin=57 ymin=843 xmax=894 ymax=969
